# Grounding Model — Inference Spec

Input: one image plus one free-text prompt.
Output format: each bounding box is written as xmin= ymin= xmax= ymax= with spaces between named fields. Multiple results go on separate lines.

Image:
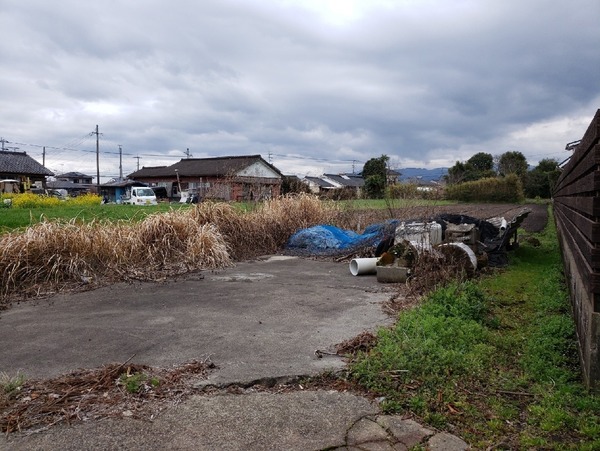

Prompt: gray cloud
xmin=1 ymin=0 xmax=598 ymax=179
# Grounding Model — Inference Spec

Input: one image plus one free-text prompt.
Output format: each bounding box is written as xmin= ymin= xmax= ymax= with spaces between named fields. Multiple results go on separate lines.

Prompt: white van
xmin=122 ymin=187 xmax=158 ymax=206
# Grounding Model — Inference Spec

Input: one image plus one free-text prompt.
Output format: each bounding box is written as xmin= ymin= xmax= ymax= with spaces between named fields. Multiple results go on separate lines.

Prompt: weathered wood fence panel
xmin=553 ymin=109 xmax=600 ymax=390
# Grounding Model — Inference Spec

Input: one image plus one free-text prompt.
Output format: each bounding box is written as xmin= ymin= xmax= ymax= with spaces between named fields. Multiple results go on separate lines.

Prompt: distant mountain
xmin=397 ymin=167 xmax=448 ymax=182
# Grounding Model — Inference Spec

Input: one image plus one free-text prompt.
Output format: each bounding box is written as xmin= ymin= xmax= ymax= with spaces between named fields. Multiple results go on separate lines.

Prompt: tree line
xmin=445 ymin=151 xmax=561 ymax=199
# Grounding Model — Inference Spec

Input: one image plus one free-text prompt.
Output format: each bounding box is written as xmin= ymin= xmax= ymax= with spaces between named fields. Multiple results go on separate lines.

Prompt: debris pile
xmin=367 ymin=209 xmax=531 ymax=283
xmin=285 ymin=209 xmax=530 ymax=283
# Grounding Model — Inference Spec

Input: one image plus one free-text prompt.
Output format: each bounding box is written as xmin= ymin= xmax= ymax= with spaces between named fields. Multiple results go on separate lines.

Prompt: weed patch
xmin=350 ymin=207 xmax=600 ymax=449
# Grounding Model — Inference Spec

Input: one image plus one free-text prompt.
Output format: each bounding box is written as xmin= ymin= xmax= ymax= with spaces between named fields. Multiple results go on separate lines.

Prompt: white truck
xmin=122 ymin=187 xmax=158 ymax=206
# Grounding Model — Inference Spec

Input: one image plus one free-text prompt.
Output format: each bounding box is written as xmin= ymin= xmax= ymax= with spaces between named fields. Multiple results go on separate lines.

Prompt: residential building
xmin=128 ymin=155 xmax=282 ymax=201
xmin=0 ymin=150 xmax=53 ymax=192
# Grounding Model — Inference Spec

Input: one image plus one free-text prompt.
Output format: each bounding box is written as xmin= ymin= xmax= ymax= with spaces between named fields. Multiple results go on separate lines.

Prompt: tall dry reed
xmin=0 ymin=194 xmax=356 ymax=302
xmin=0 ymin=213 xmax=230 ymax=302
xmin=189 ymin=194 xmax=335 ymax=260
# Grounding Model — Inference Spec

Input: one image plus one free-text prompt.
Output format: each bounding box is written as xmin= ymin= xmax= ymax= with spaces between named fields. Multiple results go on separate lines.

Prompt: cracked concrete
xmin=1 ymin=256 xmax=470 ymax=450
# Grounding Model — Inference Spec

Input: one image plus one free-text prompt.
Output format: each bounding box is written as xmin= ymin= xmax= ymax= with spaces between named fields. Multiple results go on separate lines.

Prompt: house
xmin=56 ymin=171 xmax=94 ymax=185
xmin=304 ymin=173 xmax=365 ymax=197
xmin=128 ymin=155 xmax=282 ymax=201
xmin=322 ymin=173 xmax=364 ymax=196
xmin=47 ymin=172 xmax=95 ymax=197
xmin=0 ymin=150 xmax=53 ymax=192
xmin=45 ymin=179 xmax=91 ymax=197
xmin=304 ymin=176 xmax=337 ymax=194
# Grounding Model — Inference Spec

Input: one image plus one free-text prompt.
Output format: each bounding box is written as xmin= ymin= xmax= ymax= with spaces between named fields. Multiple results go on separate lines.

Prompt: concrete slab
xmin=0 ymin=256 xmax=393 ymax=385
xmin=2 ymin=391 xmax=379 ymax=451
xmin=0 ymin=256 xmax=473 ymax=450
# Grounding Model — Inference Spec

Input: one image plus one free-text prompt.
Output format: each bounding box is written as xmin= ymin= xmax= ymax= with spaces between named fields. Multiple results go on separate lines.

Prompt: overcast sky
xmin=1 ymin=0 xmax=598 ymax=181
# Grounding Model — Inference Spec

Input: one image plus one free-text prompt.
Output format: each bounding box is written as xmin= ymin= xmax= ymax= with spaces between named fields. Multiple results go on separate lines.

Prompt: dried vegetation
xmin=0 ymin=358 xmax=214 ymax=434
xmin=0 ymin=195 xmax=546 ymax=307
xmin=0 ymin=194 xmax=335 ymax=306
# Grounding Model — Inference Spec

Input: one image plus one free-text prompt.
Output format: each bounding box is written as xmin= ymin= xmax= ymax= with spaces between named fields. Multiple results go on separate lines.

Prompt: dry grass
xmin=0 ymin=194 xmax=335 ymax=304
xmin=0 ymin=358 xmax=214 ymax=434
xmin=189 ymin=194 xmax=336 ymax=260
xmin=0 ymin=212 xmax=231 ymax=303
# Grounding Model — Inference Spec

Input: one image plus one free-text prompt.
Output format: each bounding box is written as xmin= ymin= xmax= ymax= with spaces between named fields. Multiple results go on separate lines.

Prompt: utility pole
xmin=43 ymin=146 xmax=46 ymax=167
xmin=118 ymin=145 xmax=123 ymax=180
xmin=185 ymin=148 xmax=193 ymax=158
xmin=93 ymin=125 xmax=100 ymax=187
xmin=0 ymin=137 xmax=8 ymax=151
xmin=134 ymin=155 xmax=141 ymax=171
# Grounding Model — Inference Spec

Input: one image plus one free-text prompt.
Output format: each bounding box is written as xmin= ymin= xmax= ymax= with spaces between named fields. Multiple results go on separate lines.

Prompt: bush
xmin=445 ymin=175 xmax=524 ymax=202
xmin=387 ymin=183 xmax=418 ymax=199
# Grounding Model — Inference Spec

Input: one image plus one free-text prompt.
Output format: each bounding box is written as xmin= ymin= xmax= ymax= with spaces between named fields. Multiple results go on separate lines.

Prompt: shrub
xmin=388 ymin=183 xmax=419 ymax=199
xmin=445 ymin=175 xmax=524 ymax=202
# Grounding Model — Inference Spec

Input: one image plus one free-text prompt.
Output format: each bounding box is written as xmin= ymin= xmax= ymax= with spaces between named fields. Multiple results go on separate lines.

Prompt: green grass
xmin=349 ymin=207 xmax=600 ymax=449
xmin=0 ymin=372 xmax=25 ymax=401
xmin=0 ymin=203 xmax=194 ymax=233
xmin=118 ymin=371 xmax=160 ymax=394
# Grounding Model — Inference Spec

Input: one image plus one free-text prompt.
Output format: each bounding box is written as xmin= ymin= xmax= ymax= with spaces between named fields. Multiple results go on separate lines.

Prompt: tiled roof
xmin=0 ymin=151 xmax=53 ymax=176
xmin=323 ymin=174 xmax=364 ymax=187
xmin=128 ymin=155 xmax=281 ymax=178
xmin=304 ymin=176 xmax=336 ymax=188
xmin=126 ymin=166 xmax=169 ymax=178
xmin=57 ymin=171 xmax=93 ymax=178
xmin=47 ymin=180 xmax=91 ymax=190
xmin=101 ymin=178 xmax=148 ymax=188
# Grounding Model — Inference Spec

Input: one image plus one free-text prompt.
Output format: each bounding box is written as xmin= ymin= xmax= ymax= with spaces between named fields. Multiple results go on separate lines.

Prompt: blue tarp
xmin=286 ymin=220 xmax=399 ymax=254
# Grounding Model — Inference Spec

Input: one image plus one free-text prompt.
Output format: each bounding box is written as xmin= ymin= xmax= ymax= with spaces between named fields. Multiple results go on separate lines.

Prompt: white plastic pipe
xmin=349 ymin=258 xmax=379 ymax=276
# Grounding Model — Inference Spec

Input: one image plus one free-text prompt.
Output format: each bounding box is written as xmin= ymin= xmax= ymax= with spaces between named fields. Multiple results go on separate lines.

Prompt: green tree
xmin=445 ymin=161 xmax=468 ymax=184
xmin=281 ymin=176 xmax=310 ymax=195
xmin=467 ymin=152 xmax=494 ymax=172
xmin=523 ymin=158 xmax=560 ymax=199
xmin=445 ymin=152 xmax=496 ymax=185
xmin=362 ymin=155 xmax=389 ymax=198
xmin=498 ymin=151 xmax=528 ymax=177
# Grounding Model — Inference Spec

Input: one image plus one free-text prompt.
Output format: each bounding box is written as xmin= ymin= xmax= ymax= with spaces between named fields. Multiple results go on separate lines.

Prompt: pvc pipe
xmin=349 ymin=258 xmax=378 ymax=276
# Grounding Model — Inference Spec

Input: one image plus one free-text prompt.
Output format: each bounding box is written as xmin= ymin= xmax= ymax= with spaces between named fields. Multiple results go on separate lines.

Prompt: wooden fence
xmin=553 ymin=109 xmax=600 ymax=390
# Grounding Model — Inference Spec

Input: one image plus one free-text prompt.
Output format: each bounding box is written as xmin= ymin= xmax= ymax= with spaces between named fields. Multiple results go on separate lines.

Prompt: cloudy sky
xmin=1 ymin=0 xmax=598 ymax=181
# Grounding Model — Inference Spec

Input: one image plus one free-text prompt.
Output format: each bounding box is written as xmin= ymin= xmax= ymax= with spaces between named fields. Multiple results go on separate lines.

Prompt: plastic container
xmin=395 ymin=222 xmax=442 ymax=246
